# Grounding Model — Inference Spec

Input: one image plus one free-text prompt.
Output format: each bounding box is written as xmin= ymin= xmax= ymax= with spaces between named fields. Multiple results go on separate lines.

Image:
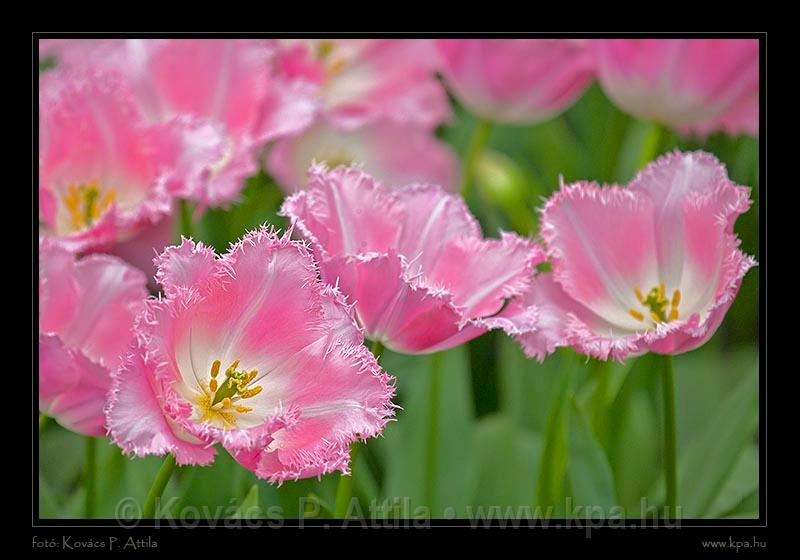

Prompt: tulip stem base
xmin=660 ymin=355 xmax=678 ymax=518
xmin=142 ymin=454 xmax=177 ymax=519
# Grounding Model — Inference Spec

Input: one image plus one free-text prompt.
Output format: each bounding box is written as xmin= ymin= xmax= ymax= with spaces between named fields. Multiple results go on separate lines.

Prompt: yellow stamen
xmin=210 ymin=360 xmax=221 ymax=378
xmin=629 ymin=309 xmax=645 ymax=321
xmin=61 ymin=181 xmax=116 ymax=231
xmin=239 ymin=386 xmax=263 ymax=399
xmin=671 ymin=289 xmax=681 ymax=309
xmin=209 ymin=378 xmax=218 ymax=392
xmin=668 ymin=308 xmax=679 ymax=322
xmin=222 ymin=397 xmax=232 ymax=408
xmin=634 ymin=287 xmax=644 ymax=303
xmin=659 ymin=282 xmax=665 ymax=300
xmin=235 ymin=405 xmax=253 ymax=413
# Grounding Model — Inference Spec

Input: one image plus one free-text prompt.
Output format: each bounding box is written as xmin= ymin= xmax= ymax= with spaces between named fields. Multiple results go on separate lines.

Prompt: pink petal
xmin=594 ymin=39 xmax=758 ymax=136
xmin=437 ymin=39 xmax=594 ymax=124
xmin=628 ymin=151 xmax=752 ymax=291
xmin=106 ymin=350 xmax=217 ymax=465
xmin=267 ymin=119 xmax=459 ymax=193
xmin=540 ymin=181 xmax=660 ymax=331
xmin=308 ymin=39 xmax=450 ymax=129
xmin=40 ymin=239 xmax=148 ymax=369
xmin=283 ymin=167 xmax=545 ymax=354
xmin=39 ymin=334 xmax=109 ymax=437
xmin=281 ymin=165 xmax=404 ymax=259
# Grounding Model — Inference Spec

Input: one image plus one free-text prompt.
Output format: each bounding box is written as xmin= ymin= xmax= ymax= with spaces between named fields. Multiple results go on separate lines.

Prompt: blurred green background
xmin=39 ymin=83 xmax=760 ymax=521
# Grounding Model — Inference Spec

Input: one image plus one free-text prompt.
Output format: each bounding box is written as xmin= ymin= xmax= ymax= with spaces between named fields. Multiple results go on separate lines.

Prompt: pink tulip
xmin=594 ymin=39 xmax=759 ymax=136
xmin=39 ymin=239 xmax=148 ymax=436
xmin=40 ymin=39 xmax=316 ymax=207
xmin=281 ymin=166 xmax=544 ymax=354
xmin=278 ymin=39 xmax=450 ymax=130
xmin=266 ymin=118 xmax=459 ymax=192
xmin=38 ymin=69 xmax=218 ymax=254
xmin=514 ymin=151 xmax=756 ymax=362
xmin=105 ymin=228 xmax=395 ymax=480
xmin=436 ymin=39 xmax=594 ymax=124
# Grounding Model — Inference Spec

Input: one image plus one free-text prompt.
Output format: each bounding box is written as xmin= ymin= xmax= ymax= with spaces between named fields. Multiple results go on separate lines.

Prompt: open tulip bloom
xmin=515 ymin=150 xmax=755 ymax=362
xmin=281 ymin=165 xmax=545 ymax=354
xmin=105 ymin=227 xmax=395 ymax=481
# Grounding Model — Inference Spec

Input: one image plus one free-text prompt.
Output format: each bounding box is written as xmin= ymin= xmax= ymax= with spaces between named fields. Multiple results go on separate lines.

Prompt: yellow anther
xmin=634 ymin=287 xmax=644 ymax=303
xmin=62 ymin=182 xmax=116 ymax=231
xmin=239 ymin=386 xmax=263 ymax=399
xmin=222 ymin=397 xmax=232 ymax=408
xmin=225 ymin=359 xmax=241 ymax=377
xmin=210 ymin=360 xmax=221 ymax=378
xmin=244 ymin=370 xmax=258 ymax=385
xmin=668 ymin=308 xmax=679 ymax=322
xmin=671 ymin=290 xmax=681 ymax=309
xmin=209 ymin=378 xmax=218 ymax=392
xmin=659 ymin=282 xmax=665 ymax=300
xmin=235 ymin=405 xmax=253 ymax=413
xmin=630 ymin=309 xmax=645 ymax=322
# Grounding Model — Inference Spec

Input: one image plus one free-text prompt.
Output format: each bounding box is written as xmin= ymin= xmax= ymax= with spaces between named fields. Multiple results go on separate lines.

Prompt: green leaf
xmin=380 ymin=347 xmax=477 ymax=517
xmin=566 ymin=399 xmax=617 ymax=515
xmin=471 ymin=415 xmax=542 ymax=516
xmin=677 ymin=363 xmax=758 ymax=518
xmin=536 ymin=357 xmax=575 ymax=514
xmin=708 ymin=445 xmax=759 ymax=518
xmin=229 ymin=484 xmax=262 ymax=519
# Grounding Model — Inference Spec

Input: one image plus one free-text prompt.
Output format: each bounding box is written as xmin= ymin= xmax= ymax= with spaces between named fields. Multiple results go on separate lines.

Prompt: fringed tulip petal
xmin=281 ymin=166 xmax=545 ymax=354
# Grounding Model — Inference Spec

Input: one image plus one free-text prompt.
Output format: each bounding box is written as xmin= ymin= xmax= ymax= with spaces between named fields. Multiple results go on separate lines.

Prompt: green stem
xmin=179 ymin=199 xmax=193 ymax=239
xmin=83 ymin=437 xmax=97 ymax=518
xmin=333 ymin=442 xmax=360 ymax=519
xmin=370 ymin=340 xmax=384 ymax=362
xmin=637 ymin=121 xmax=670 ymax=169
xmin=460 ymin=119 xmax=493 ymax=198
xmin=332 ymin=338 xmax=383 ymax=519
xmin=142 ymin=454 xmax=177 ymax=519
xmin=660 ymin=355 xmax=678 ymax=518
xmin=424 ymin=352 xmax=443 ymax=515
xmin=39 ymin=413 xmax=50 ymax=433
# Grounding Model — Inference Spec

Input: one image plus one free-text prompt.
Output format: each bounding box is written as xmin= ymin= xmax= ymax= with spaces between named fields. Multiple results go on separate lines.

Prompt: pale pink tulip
xmin=436 ymin=39 xmax=594 ymax=124
xmin=514 ymin=151 xmax=756 ymax=361
xmin=267 ymin=118 xmax=458 ymax=192
xmin=594 ymin=39 xmax=759 ymax=136
xmin=38 ymin=69 xmax=215 ymax=254
xmin=39 ymin=239 xmax=148 ymax=436
xmin=281 ymin=166 xmax=544 ymax=354
xmin=278 ymin=39 xmax=450 ymax=129
xmin=106 ymin=228 xmax=395 ymax=480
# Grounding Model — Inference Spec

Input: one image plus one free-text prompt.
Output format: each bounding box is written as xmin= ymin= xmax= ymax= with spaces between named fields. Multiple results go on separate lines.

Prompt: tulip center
xmin=314 ymin=40 xmax=348 ymax=77
xmin=195 ymin=359 xmax=263 ymax=429
xmin=62 ymin=181 xmax=116 ymax=231
xmin=629 ymin=283 xmax=681 ymax=325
